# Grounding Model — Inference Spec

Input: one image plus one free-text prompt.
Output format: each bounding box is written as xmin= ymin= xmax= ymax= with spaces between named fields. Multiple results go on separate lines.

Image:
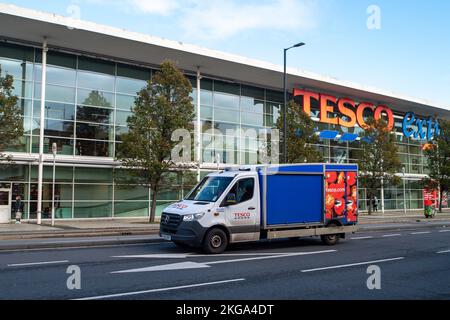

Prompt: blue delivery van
xmin=160 ymin=164 xmax=359 ymax=253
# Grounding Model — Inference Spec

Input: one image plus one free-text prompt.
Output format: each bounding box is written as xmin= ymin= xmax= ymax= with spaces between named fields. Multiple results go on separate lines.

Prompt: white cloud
xmin=82 ymin=0 xmax=180 ymax=16
xmin=82 ymin=0 xmax=318 ymax=39
xmin=126 ymin=0 xmax=180 ymax=16
xmin=179 ymin=0 xmax=318 ymax=40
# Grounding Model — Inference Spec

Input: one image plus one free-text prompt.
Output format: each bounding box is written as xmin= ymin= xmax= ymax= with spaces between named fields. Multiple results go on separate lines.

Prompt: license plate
xmin=161 ymin=234 xmax=172 ymax=241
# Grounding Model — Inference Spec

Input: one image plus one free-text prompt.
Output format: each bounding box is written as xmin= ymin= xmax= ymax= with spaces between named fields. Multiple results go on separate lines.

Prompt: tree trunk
xmin=439 ymin=188 xmax=444 ymax=213
xmin=149 ymin=189 xmax=158 ymax=223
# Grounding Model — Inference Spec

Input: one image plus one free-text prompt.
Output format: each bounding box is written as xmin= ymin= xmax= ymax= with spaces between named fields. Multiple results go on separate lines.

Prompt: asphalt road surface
xmin=0 ymin=226 xmax=449 ymax=300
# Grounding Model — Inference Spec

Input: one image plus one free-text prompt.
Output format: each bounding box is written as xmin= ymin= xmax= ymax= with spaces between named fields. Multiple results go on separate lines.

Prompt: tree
xmin=276 ymin=100 xmax=323 ymax=163
xmin=116 ymin=61 xmax=195 ymax=223
xmin=0 ymin=66 xmax=24 ymax=162
xmin=357 ymin=119 xmax=402 ymax=214
xmin=421 ymin=120 xmax=450 ymax=213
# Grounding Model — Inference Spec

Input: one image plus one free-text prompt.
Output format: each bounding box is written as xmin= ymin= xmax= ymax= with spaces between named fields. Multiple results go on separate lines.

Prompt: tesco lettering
xmin=293 ymin=89 xmax=394 ymax=131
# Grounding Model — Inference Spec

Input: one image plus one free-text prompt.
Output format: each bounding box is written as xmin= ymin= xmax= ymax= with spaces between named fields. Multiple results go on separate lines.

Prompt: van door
xmin=221 ymin=177 xmax=259 ymax=242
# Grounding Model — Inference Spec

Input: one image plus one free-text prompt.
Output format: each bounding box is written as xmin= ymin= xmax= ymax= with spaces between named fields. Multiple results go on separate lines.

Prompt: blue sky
xmin=4 ymin=0 xmax=450 ymax=106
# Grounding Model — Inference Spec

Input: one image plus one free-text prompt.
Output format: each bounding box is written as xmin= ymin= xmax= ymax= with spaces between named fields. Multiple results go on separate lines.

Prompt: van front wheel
xmin=203 ymin=228 xmax=228 ymax=254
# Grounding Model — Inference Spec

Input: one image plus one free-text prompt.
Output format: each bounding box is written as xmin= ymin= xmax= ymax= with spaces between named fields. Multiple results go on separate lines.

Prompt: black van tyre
xmin=203 ymin=228 xmax=228 ymax=254
xmin=321 ymin=223 xmax=340 ymax=246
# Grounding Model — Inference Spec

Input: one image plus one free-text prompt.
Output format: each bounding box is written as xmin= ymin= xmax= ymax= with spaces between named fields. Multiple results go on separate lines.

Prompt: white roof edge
xmin=0 ymin=3 xmax=449 ymax=111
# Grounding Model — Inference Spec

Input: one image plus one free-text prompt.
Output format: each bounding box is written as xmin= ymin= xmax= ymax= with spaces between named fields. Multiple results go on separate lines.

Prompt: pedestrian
xmin=14 ymin=195 xmax=24 ymax=224
xmin=372 ymin=196 xmax=378 ymax=212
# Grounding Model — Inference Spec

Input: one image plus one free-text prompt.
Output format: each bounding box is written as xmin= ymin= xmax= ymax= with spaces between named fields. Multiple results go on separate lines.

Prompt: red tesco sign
xmin=293 ymin=89 xmax=395 ymax=131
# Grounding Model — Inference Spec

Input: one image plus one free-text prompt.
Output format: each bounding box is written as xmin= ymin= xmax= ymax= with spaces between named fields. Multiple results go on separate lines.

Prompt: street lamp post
xmin=283 ymin=42 xmax=305 ymax=164
xmin=51 ymin=142 xmax=57 ymax=227
xmin=402 ymin=166 xmax=407 ymax=215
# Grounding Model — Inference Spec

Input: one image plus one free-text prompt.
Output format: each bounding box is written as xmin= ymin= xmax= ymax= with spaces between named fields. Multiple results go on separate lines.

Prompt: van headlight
xmin=183 ymin=212 xmax=205 ymax=221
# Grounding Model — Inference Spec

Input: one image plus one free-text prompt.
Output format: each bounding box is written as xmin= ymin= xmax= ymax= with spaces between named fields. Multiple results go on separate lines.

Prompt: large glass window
xmin=77 ymin=89 xmax=113 ymax=107
xmin=214 ymin=92 xmax=239 ymax=109
xmin=215 ymin=108 xmax=239 ymax=123
xmin=44 ymin=119 xmax=75 ymax=138
xmin=0 ymin=58 xmax=33 ymax=81
xmin=114 ymin=185 xmax=149 ymax=201
xmin=76 ymin=122 xmax=112 ymax=140
xmin=34 ymin=65 xmax=76 ymax=87
xmin=116 ymin=77 xmax=147 ymax=95
xmin=77 ymin=71 xmax=115 ymax=92
xmin=115 ymin=110 xmax=132 ymax=126
xmin=74 ymin=167 xmax=112 ymax=183
xmin=77 ymin=106 xmax=113 ymax=125
xmin=116 ymin=94 xmax=136 ymax=110
xmin=74 ymin=185 xmax=112 ymax=201
xmin=74 ymin=202 xmax=112 ymax=218
xmin=34 ymin=83 xmax=75 ymax=103
xmin=34 ymin=101 xmax=75 ymax=121
xmin=75 ymin=139 xmax=112 ymax=157
xmin=241 ymin=97 xmax=264 ymax=113
xmin=114 ymin=202 xmax=149 ymax=217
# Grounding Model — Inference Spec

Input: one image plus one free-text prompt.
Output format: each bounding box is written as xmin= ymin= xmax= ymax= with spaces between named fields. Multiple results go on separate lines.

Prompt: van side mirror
xmin=224 ymin=193 xmax=237 ymax=206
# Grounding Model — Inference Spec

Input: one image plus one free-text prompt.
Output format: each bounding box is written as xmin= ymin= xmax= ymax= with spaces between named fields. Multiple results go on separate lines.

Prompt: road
xmin=0 ymin=225 xmax=449 ymax=300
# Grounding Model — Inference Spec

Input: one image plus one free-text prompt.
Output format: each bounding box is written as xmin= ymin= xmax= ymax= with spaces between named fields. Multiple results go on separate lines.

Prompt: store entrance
xmin=0 ymin=189 xmax=12 ymax=223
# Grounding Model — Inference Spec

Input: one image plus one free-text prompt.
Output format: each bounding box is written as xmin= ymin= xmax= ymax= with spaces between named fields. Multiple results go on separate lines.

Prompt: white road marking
xmin=112 ymin=261 xmax=210 ymax=273
xmin=437 ymin=250 xmax=450 ymax=254
xmin=7 ymin=260 xmax=69 ymax=267
xmin=112 ymin=252 xmax=319 ymax=259
xmin=111 ymin=250 xmax=337 ymax=274
xmin=207 ymin=250 xmax=336 ymax=265
xmin=73 ymin=278 xmax=245 ymax=300
xmin=382 ymin=234 xmax=401 ymax=238
xmin=439 ymin=230 xmax=450 ymax=233
xmin=300 ymin=257 xmax=405 ymax=273
xmin=350 ymin=236 xmax=373 ymax=240
xmin=113 ymin=254 xmax=192 ymax=259
xmin=410 ymin=231 xmax=431 ymax=235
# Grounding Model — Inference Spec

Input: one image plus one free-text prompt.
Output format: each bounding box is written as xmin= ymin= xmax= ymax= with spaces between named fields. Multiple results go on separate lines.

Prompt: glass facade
xmin=0 ymin=41 xmax=443 ymax=219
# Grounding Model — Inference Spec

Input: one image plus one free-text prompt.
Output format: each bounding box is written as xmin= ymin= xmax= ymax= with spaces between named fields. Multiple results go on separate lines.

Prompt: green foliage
xmin=115 ymin=61 xmax=195 ymax=222
xmin=276 ymin=100 xmax=323 ymax=163
xmin=421 ymin=119 xmax=450 ymax=212
xmin=0 ymin=66 xmax=24 ymax=162
xmin=357 ymin=118 xmax=402 ymax=214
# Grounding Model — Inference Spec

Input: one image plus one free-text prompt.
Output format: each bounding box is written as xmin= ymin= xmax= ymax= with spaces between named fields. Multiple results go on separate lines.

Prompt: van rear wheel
xmin=321 ymin=223 xmax=340 ymax=246
xmin=203 ymin=228 xmax=228 ymax=254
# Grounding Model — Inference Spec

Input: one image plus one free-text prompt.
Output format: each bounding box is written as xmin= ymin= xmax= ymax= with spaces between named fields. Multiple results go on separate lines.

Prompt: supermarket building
xmin=0 ymin=4 xmax=449 ymax=221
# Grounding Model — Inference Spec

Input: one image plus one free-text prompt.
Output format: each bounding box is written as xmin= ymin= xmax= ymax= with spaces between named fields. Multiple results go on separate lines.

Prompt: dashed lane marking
xmin=300 ymin=257 xmax=405 ymax=273
xmin=73 ymin=278 xmax=246 ymax=300
xmin=7 ymin=260 xmax=69 ymax=267
xmin=350 ymin=236 xmax=374 ymax=240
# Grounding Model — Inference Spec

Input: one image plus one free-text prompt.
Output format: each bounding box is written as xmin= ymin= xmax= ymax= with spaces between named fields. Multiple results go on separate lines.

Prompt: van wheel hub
xmin=211 ymin=235 xmax=222 ymax=248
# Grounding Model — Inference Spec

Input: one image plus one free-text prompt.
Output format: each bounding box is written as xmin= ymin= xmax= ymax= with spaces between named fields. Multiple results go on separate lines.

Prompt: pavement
xmin=0 ymin=224 xmax=449 ymax=299
xmin=0 ymin=211 xmax=450 ymax=251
